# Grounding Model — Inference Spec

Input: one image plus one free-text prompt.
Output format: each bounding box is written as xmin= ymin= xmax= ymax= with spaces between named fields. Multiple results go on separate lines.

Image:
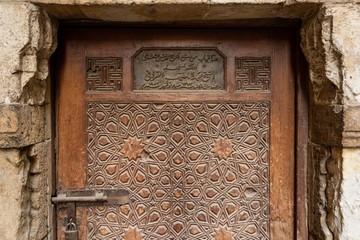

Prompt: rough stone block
xmin=339 ymin=148 xmax=360 ymax=239
xmin=343 ymin=148 xmax=360 ymax=174
xmin=302 ymin=4 xmax=360 ymax=106
xmin=326 ymin=148 xmax=342 ymax=238
xmin=0 ymin=104 xmax=19 ymax=134
xmin=44 ymin=103 xmax=52 ymax=140
xmin=0 ymin=3 xmax=30 ymax=104
xmin=311 ymin=104 xmax=343 ymax=147
xmin=343 ymin=106 xmax=360 ymax=147
xmin=0 ymin=3 xmax=57 ymax=105
xmin=30 ymin=191 xmax=42 ymax=210
xmin=29 ymin=176 xmax=48 ymax=240
xmin=0 ymin=104 xmax=45 ymax=148
xmin=328 ymin=5 xmax=360 ymax=104
xmin=0 ymin=149 xmax=30 ymax=240
xmin=308 ymin=143 xmax=333 ymax=240
xmin=30 ymin=0 xmax=318 ymax=21
xmin=22 ymin=55 xmax=38 ymax=73
xmin=29 ymin=142 xmax=47 ymax=174
xmin=29 ymin=173 xmax=46 ymax=191
xmin=29 ymin=208 xmax=48 ymax=240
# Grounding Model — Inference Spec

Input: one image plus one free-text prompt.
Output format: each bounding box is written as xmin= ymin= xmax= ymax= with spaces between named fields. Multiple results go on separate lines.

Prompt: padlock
xmin=64 ymin=219 xmax=78 ymax=240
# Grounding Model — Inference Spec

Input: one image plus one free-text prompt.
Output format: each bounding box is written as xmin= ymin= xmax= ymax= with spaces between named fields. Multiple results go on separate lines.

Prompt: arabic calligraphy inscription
xmin=133 ymin=48 xmax=225 ymax=90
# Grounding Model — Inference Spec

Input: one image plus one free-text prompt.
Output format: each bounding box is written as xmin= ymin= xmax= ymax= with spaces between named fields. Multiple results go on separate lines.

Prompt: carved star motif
xmin=121 ymin=138 xmax=143 ymax=160
xmin=109 ymin=111 xmax=117 ymax=119
xmin=212 ymin=138 xmax=233 ymax=159
xmin=213 ymin=227 xmax=232 ymax=240
xmin=124 ymin=227 xmax=142 ymax=240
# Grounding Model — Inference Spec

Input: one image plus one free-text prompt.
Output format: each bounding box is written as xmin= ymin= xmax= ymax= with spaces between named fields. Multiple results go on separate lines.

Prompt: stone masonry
xmin=0 ymin=2 xmax=57 ymax=240
xmin=1 ymin=1 xmax=360 ymax=239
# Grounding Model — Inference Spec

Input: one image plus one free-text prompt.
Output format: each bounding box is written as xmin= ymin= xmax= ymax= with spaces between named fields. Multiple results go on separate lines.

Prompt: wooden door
xmin=56 ymin=27 xmax=296 ymax=240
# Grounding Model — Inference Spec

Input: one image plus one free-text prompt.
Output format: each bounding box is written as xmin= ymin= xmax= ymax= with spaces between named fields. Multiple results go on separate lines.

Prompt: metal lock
xmin=52 ymin=189 xmax=129 ymax=240
xmin=64 ymin=218 xmax=78 ymax=240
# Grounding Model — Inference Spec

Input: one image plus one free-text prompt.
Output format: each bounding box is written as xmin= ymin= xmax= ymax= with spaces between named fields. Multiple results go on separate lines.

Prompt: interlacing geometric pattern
xmin=235 ymin=57 xmax=271 ymax=92
xmin=86 ymin=58 xmax=123 ymax=92
xmin=86 ymin=102 xmax=270 ymax=240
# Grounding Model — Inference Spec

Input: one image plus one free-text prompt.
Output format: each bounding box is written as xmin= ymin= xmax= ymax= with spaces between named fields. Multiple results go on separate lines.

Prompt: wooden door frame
xmin=295 ymin=33 xmax=309 ymax=240
xmin=53 ymin=22 xmax=308 ymax=240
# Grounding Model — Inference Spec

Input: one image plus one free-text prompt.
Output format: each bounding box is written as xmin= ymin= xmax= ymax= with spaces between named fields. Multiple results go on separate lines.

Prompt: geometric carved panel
xmin=133 ymin=48 xmax=225 ymax=90
xmin=235 ymin=57 xmax=271 ymax=91
xmin=86 ymin=102 xmax=270 ymax=239
xmin=86 ymin=58 xmax=123 ymax=92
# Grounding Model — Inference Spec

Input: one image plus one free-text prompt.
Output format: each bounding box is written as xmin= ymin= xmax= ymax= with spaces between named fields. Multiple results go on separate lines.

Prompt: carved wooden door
xmin=56 ymin=27 xmax=296 ymax=240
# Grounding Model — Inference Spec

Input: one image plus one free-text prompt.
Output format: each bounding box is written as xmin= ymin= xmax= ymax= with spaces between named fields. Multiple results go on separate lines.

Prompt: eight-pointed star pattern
xmin=86 ymin=102 xmax=270 ymax=239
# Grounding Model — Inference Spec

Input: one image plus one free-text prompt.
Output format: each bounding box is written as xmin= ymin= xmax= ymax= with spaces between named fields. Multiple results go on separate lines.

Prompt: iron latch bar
xmin=52 ymin=189 xmax=129 ymax=205
xmin=52 ymin=189 xmax=129 ymax=240
xmin=52 ymin=191 xmax=107 ymax=203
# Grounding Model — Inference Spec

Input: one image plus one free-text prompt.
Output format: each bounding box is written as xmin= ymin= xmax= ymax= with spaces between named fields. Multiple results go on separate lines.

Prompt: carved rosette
xmin=121 ymin=138 xmax=143 ymax=160
xmin=86 ymin=102 xmax=270 ymax=239
xmin=212 ymin=138 xmax=233 ymax=159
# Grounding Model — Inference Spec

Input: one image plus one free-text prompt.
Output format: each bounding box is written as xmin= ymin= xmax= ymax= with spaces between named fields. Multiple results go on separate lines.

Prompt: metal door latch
xmin=52 ymin=189 xmax=129 ymax=204
xmin=52 ymin=189 xmax=129 ymax=240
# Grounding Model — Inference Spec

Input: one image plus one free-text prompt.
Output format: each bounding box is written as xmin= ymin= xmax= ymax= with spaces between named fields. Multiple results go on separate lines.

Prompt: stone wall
xmin=0 ymin=2 xmax=57 ymax=240
xmin=1 ymin=1 xmax=360 ymax=240
xmin=301 ymin=4 xmax=360 ymax=239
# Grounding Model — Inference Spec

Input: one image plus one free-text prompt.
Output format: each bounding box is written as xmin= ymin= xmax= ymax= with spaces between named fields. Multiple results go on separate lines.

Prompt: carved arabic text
xmin=133 ymin=49 xmax=225 ymax=90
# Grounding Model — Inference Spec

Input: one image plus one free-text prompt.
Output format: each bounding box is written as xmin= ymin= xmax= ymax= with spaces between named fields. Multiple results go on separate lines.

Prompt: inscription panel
xmin=86 ymin=58 xmax=123 ymax=92
xmin=86 ymin=102 xmax=270 ymax=240
xmin=235 ymin=57 xmax=271 ymax=92
xmin=133 ymin=49 xmax=225 ymax=90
